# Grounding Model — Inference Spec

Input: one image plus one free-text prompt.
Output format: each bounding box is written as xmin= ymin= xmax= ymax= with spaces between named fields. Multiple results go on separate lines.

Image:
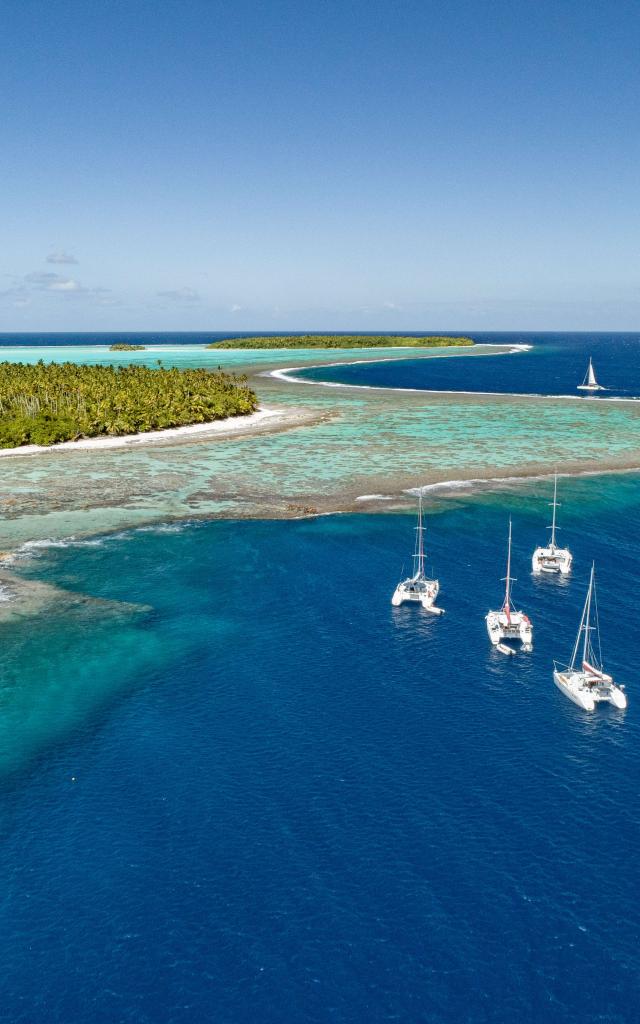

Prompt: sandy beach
xmin=0 ymin=342 xmax=638 ymax=549
xmin=0 ymin=403 xmax=324 ymax=458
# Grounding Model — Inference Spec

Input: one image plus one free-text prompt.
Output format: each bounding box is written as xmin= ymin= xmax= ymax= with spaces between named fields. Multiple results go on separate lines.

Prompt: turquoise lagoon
xmin=1 ymin=336 xmax=640 ymax=1022
xmin=0 ymin=342 xmax=639 ymax=547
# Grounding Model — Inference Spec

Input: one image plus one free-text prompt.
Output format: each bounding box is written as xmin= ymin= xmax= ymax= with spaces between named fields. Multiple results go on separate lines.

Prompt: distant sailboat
xmin=531 ymin=473 xmax=572 ymax=574
xmin=391 ymin=495 xmax=444 ymax=614
xmin=553 ymin=565 xmax=627 ymax=711
xmin=486 ymin=519 xmax=533 ymax=652
xmin=577 ymin=357 xmax=605 ymax=392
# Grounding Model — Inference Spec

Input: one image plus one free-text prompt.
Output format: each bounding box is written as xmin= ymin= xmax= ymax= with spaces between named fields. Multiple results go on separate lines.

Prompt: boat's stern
xmin=608 ymin=686 xmax=628 ymax=710
xmin=518 ymin=614 xmax=533 ymax=648
xmin=485 ymin=611 xmax=502 ymax=645
xmin=532 ymin=546 xmax=572 ymax=575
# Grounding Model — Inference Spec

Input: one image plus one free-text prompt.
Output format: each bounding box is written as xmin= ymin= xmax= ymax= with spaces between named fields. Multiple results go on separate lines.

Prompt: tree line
xmin=208 ymin=335 xmax=474 ymax=349
xmin=0 ymin=361 xmax=258 ymax=447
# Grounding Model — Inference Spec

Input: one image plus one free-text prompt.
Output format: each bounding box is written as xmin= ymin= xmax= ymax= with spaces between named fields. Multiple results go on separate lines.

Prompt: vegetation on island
xmin=109 ymin=343 xmax=146 ymax=351
xmin=0 ymin=361 xmax=258 ymax=448
xmin=207 ymin=335 xmax=474 ymax=349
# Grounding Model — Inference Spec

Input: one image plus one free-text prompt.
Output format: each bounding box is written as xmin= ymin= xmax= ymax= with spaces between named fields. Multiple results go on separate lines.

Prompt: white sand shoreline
xmin=0 ymin=405 xmax=293 ymax=458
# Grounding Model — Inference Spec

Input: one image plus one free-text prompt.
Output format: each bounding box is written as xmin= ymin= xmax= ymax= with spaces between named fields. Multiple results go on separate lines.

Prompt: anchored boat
xmin=486 ymin=519 xmax=533 ymax=652
xmin=391 ymin=495 xmax=444 ymax=614
xmin=577 ymin=357 xmax=605 ymax=392
xmin=553 ymin=565 xmax=627 ymax=711
xmin=532 ymin=474 xmax=572 ymax=575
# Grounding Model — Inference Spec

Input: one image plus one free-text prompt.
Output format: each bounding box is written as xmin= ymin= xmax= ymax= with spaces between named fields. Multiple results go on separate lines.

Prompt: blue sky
xmin=1 ymin=0 xmax=638 ymax=331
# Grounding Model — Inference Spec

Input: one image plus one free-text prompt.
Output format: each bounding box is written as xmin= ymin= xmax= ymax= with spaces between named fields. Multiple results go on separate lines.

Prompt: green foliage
xmin=208 ymin=335 xmax=474 ymax=349
xmin=0 ymin=361 xmax=258 ymax=448
xmin=109 ymin=343 xmax=146 ymax=351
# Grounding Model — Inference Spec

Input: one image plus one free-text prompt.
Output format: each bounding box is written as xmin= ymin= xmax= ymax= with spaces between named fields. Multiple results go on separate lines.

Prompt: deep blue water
xmin=2 ymin=476 xmax=640 ymax=1023
xmin=299 ymin=332 xmax=640 ymax=399
xmin=0 ymin=331 xmax=266 ymax=347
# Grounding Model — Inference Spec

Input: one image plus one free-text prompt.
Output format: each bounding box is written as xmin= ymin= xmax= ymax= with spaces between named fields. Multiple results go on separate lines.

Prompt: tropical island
xmin=208 ymin=334 xmax=474 ymax=349
xmin=0 ymin=361 xmax=257 ymax=447
xmin=109 ymin=343 xmax=147 ymax=351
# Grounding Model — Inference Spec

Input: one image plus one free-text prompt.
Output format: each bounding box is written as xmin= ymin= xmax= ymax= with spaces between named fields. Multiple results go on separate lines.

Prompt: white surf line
xmin=270 ymin=355 xmax=640 ymax=405
xmin=268 ymin=344 xmax=525 ymax=387
xmin=355 ymin=494 xmax=395 ymax=501
xmin=340 ymin=466 xmax=640 ymax=510
xmin=356 ymin=463 xmax=640 ymax=509
xmin=402 ymin=464 xmax=640 ymax=497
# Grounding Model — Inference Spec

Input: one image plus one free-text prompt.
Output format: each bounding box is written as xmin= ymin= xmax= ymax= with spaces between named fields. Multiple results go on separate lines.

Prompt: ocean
xmin=0 ymin=334 xmax=639 ymax=1023
xmin=298 ymin=331 xmax=640 ymax=399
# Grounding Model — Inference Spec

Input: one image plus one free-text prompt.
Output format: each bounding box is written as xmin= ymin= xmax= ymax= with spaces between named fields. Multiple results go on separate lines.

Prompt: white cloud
xmin=383 ymin=301 xmax=402 ymax=311
xmin=47 ymin=250 xmax=78 ymax=265
xmin=25 ymin=271 xmax=82 ymax=290
xmin=157 ymin=287 xmax=200 ymax=302
xmin=50 ymin=278 xmax=81 ymax=292
xmin=22 ymin=271 xmax=111 ymax=299
xmin=230 ymin=303 xmax=242 ymax=312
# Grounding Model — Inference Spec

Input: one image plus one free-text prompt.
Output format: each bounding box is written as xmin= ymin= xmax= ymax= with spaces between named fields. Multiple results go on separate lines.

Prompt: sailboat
xmin=486 ymin=519 xmax=533 ymax=652
xmin=577 ymin=357 xmax=605 ymax=392
xmin=553 ymin=565 xmax=627 ymax=710
xmin=531 ymin=473 xmax=572 ymax=574
xmin=391 ymin=495 xmax=444 ymax=614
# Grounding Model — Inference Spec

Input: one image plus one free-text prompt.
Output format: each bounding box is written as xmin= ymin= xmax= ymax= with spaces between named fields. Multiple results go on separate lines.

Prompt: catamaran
xmin=486 ymin=519 xmax=533 ymax=652
xmin=531 ymin=473 xmax=572 ymax=574
xmin=553 ymin=565 xmax=627 ymax=711
xmin=577 ymin=357 xmax=605 ymax=392
xmin=391 ymin=495 xmax=444 ymax=614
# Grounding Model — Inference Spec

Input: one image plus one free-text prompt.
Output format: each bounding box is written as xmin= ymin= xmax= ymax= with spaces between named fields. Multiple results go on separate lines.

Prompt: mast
xmin=570 ymin=565 xmax=594 ymax=670
xmin=549 ymin=473 xmax=558 ymax=549
xmin=502 ymin=518 xmax=514 ymax=619
xmin=582 ymin=564 xmax=594 ymax=667
xmin=414 ymin=494 xmax=426 ymax=578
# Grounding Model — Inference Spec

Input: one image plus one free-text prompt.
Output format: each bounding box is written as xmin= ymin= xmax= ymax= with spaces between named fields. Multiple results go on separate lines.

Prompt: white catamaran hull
xmin=392 ymin=578 xmax=443 ymax=613
xmin=553 ymin=669 xmax=627 ymax=711
xmin=486 ymin=610 xmax=533 ymax=651
xmin=532 ymin=546 xmax=572 ymax=574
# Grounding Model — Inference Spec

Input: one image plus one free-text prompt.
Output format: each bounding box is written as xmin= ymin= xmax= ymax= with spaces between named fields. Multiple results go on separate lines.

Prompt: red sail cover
xmin=583 ymin=661 xmax=603 ymax=678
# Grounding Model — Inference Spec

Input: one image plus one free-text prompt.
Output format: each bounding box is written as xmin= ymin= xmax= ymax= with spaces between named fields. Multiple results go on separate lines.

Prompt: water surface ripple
xmin=1 ymin=482 xmax=639 ymax=1022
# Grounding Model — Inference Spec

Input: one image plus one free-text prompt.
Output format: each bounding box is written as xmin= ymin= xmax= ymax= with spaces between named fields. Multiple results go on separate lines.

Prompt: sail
xmin=587 ymin=360 xmax=597 ymax=386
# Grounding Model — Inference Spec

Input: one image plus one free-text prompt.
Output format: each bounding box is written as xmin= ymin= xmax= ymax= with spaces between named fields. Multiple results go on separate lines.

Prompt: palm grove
xmin=209 ymin=335 xmax=474 ymax=349
xmin=0 ymin=361 xmax=258 ymax=447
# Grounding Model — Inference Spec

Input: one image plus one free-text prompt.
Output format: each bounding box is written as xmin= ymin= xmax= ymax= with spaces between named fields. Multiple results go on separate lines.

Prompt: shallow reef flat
xmin=0 ymin=568 xmax=150 ymax=623
xmin=0 ymin=344 xmax=639 ymax=546
xmin=0 ymin=568 xmax=152 ymax=777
